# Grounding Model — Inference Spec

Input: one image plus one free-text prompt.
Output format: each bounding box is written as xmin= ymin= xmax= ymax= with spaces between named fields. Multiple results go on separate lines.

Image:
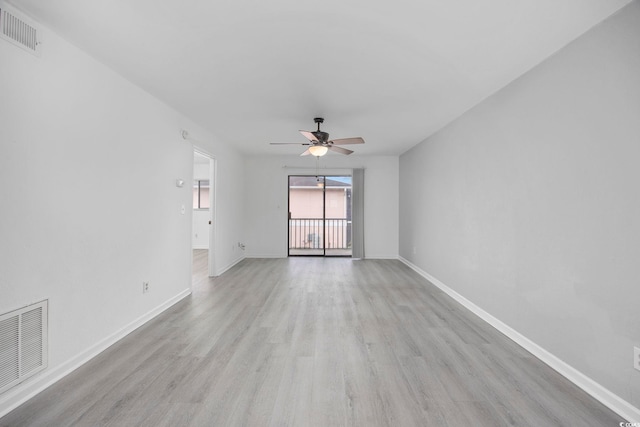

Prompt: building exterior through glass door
xmin=288 ymin=175 xmax=352 ymax=256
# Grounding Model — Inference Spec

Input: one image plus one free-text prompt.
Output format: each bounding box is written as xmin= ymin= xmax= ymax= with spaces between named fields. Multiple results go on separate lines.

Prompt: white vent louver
xmin=0 ymin=300 xmax=48 ymax=395
xmin=0 ymin=4 xmax=41 ymax=56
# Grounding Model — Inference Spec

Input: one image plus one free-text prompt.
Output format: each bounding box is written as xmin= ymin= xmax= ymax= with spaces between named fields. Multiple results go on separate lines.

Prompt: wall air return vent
xmin=0 ymin=3 xmax=41 ymax=56
xmin=0 ymin=300 xmax=48 ymax=395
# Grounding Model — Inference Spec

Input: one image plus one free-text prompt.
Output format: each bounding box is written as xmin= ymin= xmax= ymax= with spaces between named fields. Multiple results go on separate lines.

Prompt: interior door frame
xmin=193 ymin=147 xmax=217 ymax=276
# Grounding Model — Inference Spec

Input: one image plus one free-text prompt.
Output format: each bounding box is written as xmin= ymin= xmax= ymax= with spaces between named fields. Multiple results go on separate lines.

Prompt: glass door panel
xmin=324 ymin=176 xmax=352 ymax=256
xmin=288 ymin=176 xmax=325 ymax=256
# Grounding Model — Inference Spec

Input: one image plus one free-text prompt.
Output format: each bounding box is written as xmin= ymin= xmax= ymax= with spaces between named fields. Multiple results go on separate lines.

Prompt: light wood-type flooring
xmin=1 ymin=251 xmax=624 ymax=426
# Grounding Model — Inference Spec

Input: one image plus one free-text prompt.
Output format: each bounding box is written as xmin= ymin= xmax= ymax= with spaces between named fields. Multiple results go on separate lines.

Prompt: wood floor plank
xmin=268 ymin=356 xmax=314 ymax=427
xmin=0 ymin=253 xmax=626 ymax=426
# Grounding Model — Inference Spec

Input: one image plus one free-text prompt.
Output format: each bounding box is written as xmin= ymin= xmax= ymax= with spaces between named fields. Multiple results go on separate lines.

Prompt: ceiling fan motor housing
xmin=313 ymin=131 xmax=330 ymax=143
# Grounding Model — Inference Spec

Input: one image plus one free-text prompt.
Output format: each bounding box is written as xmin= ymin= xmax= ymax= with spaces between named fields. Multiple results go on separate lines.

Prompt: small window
xmin=193 ymin=180 xmax=210 ymax=209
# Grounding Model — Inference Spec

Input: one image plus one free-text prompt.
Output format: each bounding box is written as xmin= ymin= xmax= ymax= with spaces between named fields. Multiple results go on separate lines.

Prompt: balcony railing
xmin=289 ymin=218 xmax=351 ymax=250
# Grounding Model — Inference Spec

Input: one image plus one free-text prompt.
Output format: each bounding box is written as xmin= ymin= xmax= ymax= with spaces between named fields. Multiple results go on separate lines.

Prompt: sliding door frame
xmin=287 ymin=174 xmax=352 ymax=257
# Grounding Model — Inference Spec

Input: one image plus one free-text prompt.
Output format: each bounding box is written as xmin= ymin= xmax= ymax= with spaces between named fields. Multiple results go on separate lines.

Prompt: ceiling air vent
xmin=0 ymin=4 xmax=41 ymax=56
xmin=0 ymin=300 xmax=48 ymax=395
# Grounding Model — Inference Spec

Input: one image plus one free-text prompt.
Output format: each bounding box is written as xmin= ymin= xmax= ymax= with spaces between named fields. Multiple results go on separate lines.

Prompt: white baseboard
xmin=241 ymin=254 xmax=399 ymax=260
xmin=245 ymin=254 xmax=286 ymax=259
xmin=398 ymin=256 xmax=640 ymax=423
xmin=215 ymin=255 xmax=245 ymax=276
xmin=363 ymin=254 xmax=398 ymax=260
xmin=242 ymin=254 xmax=400 ymax=260
xmin=0 ymin=289 xmax=192 ymax=419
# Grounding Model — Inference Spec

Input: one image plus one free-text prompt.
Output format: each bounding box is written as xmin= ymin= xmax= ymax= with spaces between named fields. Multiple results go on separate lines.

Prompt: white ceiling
xmin=9 ymin=0 xmax=630 ymax=156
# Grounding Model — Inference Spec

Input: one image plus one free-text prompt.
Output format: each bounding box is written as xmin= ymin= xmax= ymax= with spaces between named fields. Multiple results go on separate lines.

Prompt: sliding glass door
xmin=288 ymin=175 xmax=352 ymax=257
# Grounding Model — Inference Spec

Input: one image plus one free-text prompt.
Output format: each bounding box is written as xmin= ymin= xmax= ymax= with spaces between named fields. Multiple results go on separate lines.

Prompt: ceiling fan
xmin=270 ymin=117 xmax=364 ymax=156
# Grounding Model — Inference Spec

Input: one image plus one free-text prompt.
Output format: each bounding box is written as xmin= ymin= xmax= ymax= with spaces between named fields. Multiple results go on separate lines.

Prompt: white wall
xmin=244 ymin=155 xmax=398 ymax=258
xmin=0 ymin=12 xmax=244 ymax=415
xmin=210 ymin=148 xmax=245 ymax=273
xmin=399 ymin=2 xmax=640 ymax=415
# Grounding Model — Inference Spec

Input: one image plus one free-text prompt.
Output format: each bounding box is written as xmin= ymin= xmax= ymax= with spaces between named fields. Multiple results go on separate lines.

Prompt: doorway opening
xmin=288 ymin=175 xmax=352 ymax=257
xmin=193 ymin=149 xmax=216 ymax=277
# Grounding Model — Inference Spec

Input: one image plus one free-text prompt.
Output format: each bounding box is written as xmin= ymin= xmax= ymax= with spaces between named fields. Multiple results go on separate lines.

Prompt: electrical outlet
xmin=634 ymin=346 xmax=640 ymax=371
xmin=142 ymin=281 xmax=149 ymax=294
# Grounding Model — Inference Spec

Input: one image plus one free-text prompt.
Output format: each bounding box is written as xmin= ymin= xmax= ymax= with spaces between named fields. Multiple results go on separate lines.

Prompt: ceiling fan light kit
xmin=308 ymin=145 xmax=329 ymax=156
xmin=270 ymin=117 xmax=364 ymax=157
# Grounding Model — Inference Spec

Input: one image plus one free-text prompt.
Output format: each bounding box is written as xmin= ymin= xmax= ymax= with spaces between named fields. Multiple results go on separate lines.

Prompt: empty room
xmin=1 ymin=0 xmax=639 ymax=425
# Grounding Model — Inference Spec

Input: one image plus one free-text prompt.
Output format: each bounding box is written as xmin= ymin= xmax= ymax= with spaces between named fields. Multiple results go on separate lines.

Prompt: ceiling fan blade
xmin=328 ymin=145 xmax=353 ymax=155
xmin=300 ymin=148 xmax=312 ymax=156
xmin=328 ymin=137 xmax=364 ymax=145
xmin=270 ymin=142 xmax=311 ymax=145
xmin=299 ymin=131 xmax=319 ymax=142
